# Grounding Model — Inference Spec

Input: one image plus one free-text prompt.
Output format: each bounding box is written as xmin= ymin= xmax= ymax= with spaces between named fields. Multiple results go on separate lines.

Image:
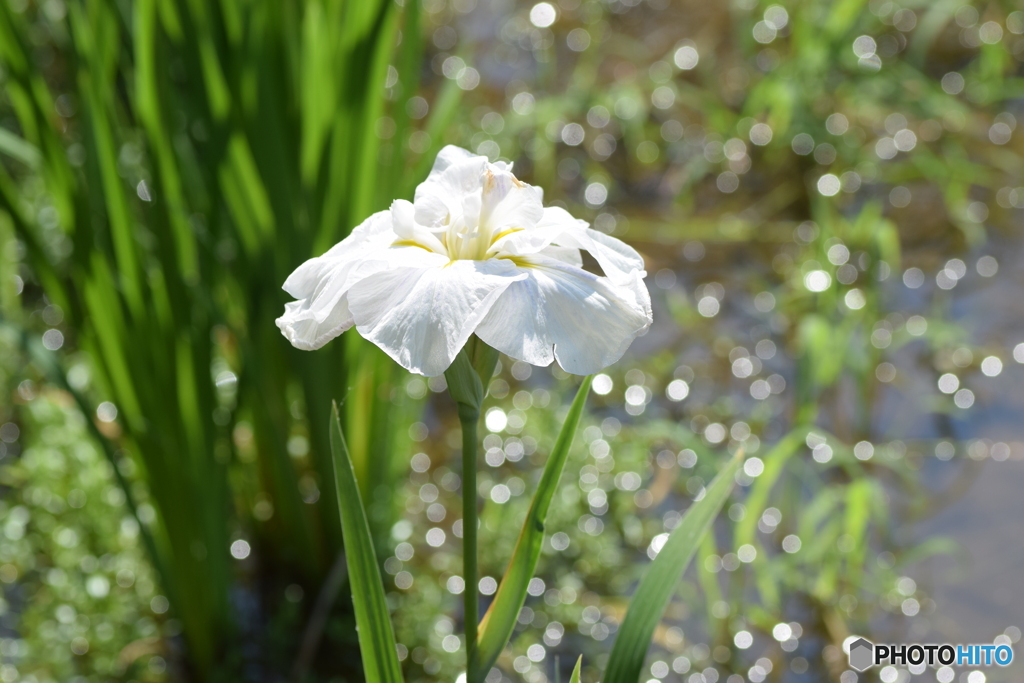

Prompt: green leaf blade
xmin=474 ymin=376 xmax=593 ymax=680
xmin=603 ymin=450 xmax=744 ymax=683
xmin=734 ymin=427 xmax=808 ymax=548
xmin=0 ymin=126 xmax=40 ymax=167
xmin=569 ymin=656 xmax=583 ymax=683
xmin=329 ymin=403 xmax=404 ymax=683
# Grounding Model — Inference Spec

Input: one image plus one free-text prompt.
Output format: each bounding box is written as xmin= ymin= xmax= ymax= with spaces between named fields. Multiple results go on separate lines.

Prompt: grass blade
xmin=603 ymin=450 xmax=744 ymax=683
xmin=474 ymin=376 xmax=593 ymax=679
xmin=0 ymin=126 xmax=40 ymax=167
xmin=570 ymin=656 xmax=583 ymax=683
xmin=842 ymin=479 xmax=874 ymax=590
xmin=734 ymin=427 xmax=808 ymax=548
xmin=350 ymin=0 xmax=398 ymax=222
xmin=329 ymin=403 xmax=404 ymax=683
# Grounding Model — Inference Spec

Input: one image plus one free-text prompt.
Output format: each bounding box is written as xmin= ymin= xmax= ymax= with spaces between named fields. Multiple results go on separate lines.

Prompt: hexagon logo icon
xmin=848 ymin=638 xmax=874 ymax=672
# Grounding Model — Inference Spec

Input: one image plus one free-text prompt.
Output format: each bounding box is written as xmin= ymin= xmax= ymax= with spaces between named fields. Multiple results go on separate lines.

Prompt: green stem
xmin=444 ymin=339 xmax=498 ymax=681
xmin=458 ymin=403 xmax=480 ymax=679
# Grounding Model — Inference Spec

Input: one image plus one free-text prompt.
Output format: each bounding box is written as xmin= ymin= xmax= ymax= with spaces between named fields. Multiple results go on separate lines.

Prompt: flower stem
xmin=444 ymin=339 xmax=499 ymax=682
xmin=458 ymin=403 xmax=480 ymax=680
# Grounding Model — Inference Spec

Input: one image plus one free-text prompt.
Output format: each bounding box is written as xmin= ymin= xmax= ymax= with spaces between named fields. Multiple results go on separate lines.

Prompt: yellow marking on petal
xmin=392 ymin=239 xmax=432 ymax=251
xmin=499 ymin=255 xmax=534 ymax=269
xmin=490 ymin=227 xmax=523 ymax=245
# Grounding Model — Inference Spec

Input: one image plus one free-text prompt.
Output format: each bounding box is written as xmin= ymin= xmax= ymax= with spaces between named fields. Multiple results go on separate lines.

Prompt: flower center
xmin=441 ymin=220 xmax=521 ymax=261
xmin=396 ymin=168 xmax=526 ymax=261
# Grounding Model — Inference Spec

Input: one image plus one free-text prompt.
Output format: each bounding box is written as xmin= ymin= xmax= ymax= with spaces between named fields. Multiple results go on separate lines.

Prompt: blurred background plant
xmin=0 ymin=0 xmax=437 ymax=679
xmin=2 ymin=0 xmax=1023 ymax=682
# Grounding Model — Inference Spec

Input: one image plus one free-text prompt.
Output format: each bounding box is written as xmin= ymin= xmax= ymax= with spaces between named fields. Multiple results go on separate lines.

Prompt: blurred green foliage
xmin=2 ymin=0 xmax=1024 ymax=681
xmin=0 ymin=0 xmax=439 ymax=679
xmin=0 ymin=383 xmax=165 ymax=683
xmin=370 ymin=0 xmax=1024 ymax=681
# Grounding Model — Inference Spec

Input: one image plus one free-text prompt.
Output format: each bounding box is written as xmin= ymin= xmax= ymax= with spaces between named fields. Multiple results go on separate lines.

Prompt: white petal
xmin=277 ymin=210 xmax=396 ymax=350
xmin=479 ymin=168 xmax=543 ymax=233
xmin=551 ymin=220 xmax=647 ymax=284
xmin=390 ymin=199 xmax=417 ymax=240
xmin=495 ymin=207 xmax=646 ymax=285
xmin=426 ymin=145 xmax=481 ymax=179
xmin=414 ymin=155 xmax=489 ymax=228
xmin=282 ymin=210 xmax=395 ymax=299
xmin=276 ymin=298 xmax=354 ymax=350
xmin=347 ymin=258 xmax=526 ymax=376
xmin=539 ymin=244 xmax=583 ymax=267
xmin=476 ymin=257 xmax=652 ymax=375
xmin=391 ymin=199 xmax=447 ymax=254
xmin=460 ymin=189 xmax=483 ymax=233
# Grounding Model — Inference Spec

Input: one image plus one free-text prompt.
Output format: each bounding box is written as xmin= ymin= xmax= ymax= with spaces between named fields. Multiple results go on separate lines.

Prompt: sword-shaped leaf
xmin=603 ymin=450 xmax=744 ymax=683
xmin=329 ymin=403 xmax=404 ymax=683
xmin=570 ymin=656 xmax=583 ymax=683
xmin=474 ymin=376 xmax=593 ymax=680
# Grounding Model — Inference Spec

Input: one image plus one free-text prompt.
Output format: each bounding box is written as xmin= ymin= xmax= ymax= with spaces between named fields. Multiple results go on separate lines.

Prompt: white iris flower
xmin=277 ymin=145 xmax=652 ymax=376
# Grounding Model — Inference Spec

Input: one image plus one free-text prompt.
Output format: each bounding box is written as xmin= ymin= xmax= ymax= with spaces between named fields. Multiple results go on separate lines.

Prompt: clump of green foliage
xmin=0 ymin=384 xmax=165 ymax=683
xmin=2 ymin=0 xmax=1023 ymax=681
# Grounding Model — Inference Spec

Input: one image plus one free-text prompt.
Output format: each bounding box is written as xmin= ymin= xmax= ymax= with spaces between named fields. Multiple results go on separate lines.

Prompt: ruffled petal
xmin=391 ymin=199 xmax=447 ymax=254
xmin=479 ymin=168 xmax=543 ymax=234
xmin=276 ymin=298 xmax=354 ymax=350
xmin=414 ymin=153 xmax=489 ymax=228
xmin=347 ymin=257 xmax=527 ymax=376
xmin=426 ymin=145 xmax=480 ymax=179
xmin=538 ymin=244 xmax=583 ymax=268
xmin=276 ymin=210 xmax=397 ymax=350
xmin=282 ymin=210 xmax=396 ymax=299
xmin=475 ymin=256 xmax=652 ymax=375
xmin=494 ymin=207 xmax=646 ymax=286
